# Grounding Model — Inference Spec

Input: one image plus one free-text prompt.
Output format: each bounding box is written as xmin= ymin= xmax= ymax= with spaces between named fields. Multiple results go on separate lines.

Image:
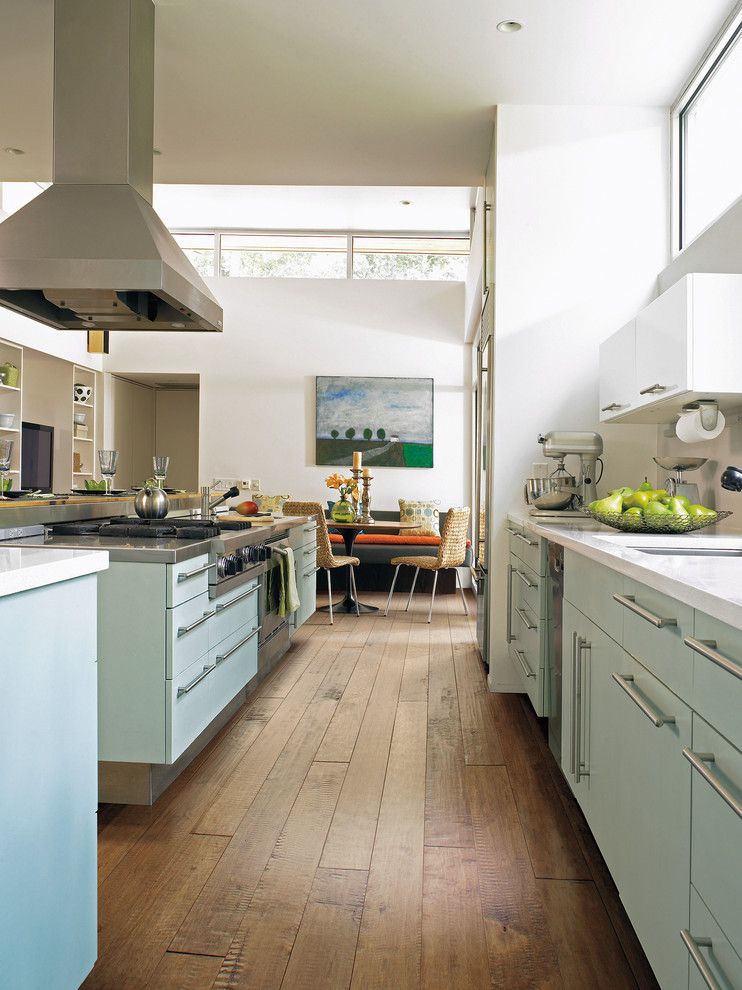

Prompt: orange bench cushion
xmin=329 ymin=534 xmax=470 ymax=547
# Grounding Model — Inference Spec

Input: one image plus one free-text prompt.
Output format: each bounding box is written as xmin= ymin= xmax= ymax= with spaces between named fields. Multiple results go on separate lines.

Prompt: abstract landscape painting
xmin=316 ymin=376 xmax=434 ymax=468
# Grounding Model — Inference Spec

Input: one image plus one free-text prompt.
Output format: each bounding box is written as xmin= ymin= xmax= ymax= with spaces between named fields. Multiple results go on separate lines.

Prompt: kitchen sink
xmin=631 ymin=547 xmax=742 ymax=557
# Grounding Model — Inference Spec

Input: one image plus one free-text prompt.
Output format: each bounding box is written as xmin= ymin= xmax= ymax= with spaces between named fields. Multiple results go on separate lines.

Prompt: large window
xmin=676 ymin=12 xmax=742 ymax=249
xmin=172 ymin=231 xmax=469 ymax=281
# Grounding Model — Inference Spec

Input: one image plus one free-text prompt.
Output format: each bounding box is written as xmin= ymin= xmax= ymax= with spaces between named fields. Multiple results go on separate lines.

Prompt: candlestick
xmin=359 ymin=471 xmax=374 ymax=524
xmin=350 ymin=467 xmax=362 ymax=519
xmin=352 ymin=450 xmax=362 ymax=470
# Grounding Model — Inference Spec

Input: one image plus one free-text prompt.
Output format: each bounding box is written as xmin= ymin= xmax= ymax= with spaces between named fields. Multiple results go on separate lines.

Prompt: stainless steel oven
xmin=257 ymin=536 xmax=291 ymax=673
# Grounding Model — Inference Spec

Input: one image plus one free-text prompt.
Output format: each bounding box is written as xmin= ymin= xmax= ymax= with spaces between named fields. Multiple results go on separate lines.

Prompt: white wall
xmin=488 ymin=105 xmax=670 ymax=689
xmin=104 ymin=278 xmax=468 ymax=512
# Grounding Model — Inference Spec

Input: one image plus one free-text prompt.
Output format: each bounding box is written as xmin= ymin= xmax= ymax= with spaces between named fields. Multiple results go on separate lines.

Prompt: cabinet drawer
xmin=619 ymin=579 xmax=693 ymax=698
xmin=167 ymin=652 xmax=217 ymax=763
xmin=210 ymin=579 xmax=260 ymax=649
xmin=166 ymin=553 xmax=212 ymax=607
xmin=297 ymin=543 xmax=318 ymax=572
xmin=509 ymin=606 xmax=546 ymax=716
xmin=289 ymin=521 xmax=319 ymax=551
xmin=564 ymin=550 xmax=624 ymax=643
xmin=211 ymin=621 xmax=260 ymax=716
xmin=508 ymin=526 xmax=544 ymax=576
xmin=686 ymin=885 xmax=742 ymax=990
xmin=510 ymin=554 xmax=543 ymax=619
xmin=688 ymin=715 xmax=742 ymax=958
xmin=688 ymin=612 xmax=742 ymax=752
xmin=166 ymin=591 xmax=213 ymax=679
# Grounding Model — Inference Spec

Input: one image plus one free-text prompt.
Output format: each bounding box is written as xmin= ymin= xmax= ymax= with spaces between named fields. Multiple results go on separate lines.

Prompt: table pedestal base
xmin=318 ymin=595 xmax=378 ymax=615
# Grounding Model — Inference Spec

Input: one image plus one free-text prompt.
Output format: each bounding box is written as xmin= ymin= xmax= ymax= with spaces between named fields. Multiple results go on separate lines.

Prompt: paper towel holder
xmin=681 ymin=399 xmax=719 ymax=432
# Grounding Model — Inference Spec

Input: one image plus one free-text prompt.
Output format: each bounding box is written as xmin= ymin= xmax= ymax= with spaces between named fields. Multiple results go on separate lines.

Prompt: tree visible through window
xmin=352 ymin=236 xmax=468 ymax=281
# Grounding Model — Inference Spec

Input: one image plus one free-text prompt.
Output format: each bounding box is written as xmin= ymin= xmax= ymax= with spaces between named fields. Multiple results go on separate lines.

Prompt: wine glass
xmin=0 ymin=438 xmax=13 ymax=499
xmin=98 ymin=449 xmax=119 ymax=496
xmin=153 ymin=455 xmax=170 ymax=489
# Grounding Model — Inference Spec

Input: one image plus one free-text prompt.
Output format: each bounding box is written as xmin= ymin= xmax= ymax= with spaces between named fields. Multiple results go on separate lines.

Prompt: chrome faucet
xmin=200 ymin=483 xmax=240 ymax=518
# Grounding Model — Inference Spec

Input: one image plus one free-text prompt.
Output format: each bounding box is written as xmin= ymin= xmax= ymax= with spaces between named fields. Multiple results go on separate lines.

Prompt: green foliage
xmin=345 ymin=427 xmax=356 ymax=439
xmin=330 ymin=429 xmax=339 ymax=439
xmin=352 ymin=252 xmax=466 ymax=281
xmin=363 ymin=428 xmax=373 ymax=440
xmin=377 ymin=428 xmax=386 ymax=440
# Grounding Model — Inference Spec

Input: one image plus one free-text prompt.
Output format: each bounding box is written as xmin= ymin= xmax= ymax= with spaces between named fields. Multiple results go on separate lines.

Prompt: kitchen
xmin=1 ymin=1 xmax=742 ymax=989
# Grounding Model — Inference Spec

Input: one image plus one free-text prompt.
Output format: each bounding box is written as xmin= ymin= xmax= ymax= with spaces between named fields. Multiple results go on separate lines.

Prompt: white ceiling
xmin=0 ymin=0 xmax=737 ymax=186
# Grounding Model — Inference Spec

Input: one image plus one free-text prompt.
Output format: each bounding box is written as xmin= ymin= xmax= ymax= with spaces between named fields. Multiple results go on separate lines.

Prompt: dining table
xmin=319 ymin=519 xmax=422 ymax=615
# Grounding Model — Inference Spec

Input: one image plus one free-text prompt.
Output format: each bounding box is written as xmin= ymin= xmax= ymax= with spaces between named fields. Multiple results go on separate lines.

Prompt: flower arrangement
xmin=325 ymin=472 xmax=358 ymax=501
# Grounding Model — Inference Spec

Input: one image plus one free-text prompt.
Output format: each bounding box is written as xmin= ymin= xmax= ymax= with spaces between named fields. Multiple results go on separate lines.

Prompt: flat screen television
xmin=21 ymin=422 xmax=54 ymax=491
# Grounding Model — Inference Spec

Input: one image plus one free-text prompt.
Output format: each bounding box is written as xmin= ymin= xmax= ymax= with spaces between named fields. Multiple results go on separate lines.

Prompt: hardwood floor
xmin=86 ymin=592 xmax=659 ymax=990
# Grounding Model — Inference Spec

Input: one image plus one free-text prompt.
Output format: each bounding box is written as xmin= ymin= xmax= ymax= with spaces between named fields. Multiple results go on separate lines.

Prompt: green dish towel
xmin=274 ymin=547 xmax=300 ymax=617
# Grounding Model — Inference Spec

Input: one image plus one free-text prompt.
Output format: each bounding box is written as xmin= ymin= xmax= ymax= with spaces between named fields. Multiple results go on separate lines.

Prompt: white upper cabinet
xmin=599 ymin=320 xmax=636 ymax=422
xmin=600 ymin=274 xmax=742 ymax=423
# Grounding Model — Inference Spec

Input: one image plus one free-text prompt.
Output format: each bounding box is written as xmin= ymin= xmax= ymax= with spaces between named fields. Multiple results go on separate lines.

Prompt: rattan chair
xmin=384 ymin=506 xmax=471 ymax=623
xmin=283 ymin=501 xmax=360 ymax=624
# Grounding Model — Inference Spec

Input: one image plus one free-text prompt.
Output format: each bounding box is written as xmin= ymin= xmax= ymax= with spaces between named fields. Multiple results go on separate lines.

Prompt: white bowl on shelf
xmin=73 ymin=411 xmax=87 ymax=426
xmin=0 ymin=413 xmax=16 ymax=429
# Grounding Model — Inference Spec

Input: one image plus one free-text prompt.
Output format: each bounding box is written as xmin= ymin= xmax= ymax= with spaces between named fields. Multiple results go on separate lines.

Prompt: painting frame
xmin=315 ymin=375 xmax=434 ymax=469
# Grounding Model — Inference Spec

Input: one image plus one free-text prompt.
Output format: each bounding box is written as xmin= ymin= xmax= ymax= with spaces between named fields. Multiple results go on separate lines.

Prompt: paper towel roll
xmin=675 ymin=407 xmax=726 ymax=442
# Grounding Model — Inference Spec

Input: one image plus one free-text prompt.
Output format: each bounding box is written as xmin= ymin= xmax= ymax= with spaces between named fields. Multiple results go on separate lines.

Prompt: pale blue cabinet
xmin=0 ymin=574 xmax=99 ymax=990
xmin=686 ymin=886 xmax=742 ymax=990
xmin=289 ymin=521 xmax=318 ymax=633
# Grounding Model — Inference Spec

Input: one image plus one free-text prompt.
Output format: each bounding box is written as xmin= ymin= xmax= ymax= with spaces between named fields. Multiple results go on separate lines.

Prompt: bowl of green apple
xmin=587 ymin=481 xmax=731 ymax=534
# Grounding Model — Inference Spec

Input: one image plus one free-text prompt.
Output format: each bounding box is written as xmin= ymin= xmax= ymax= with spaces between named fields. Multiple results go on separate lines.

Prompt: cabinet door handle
xmin=611 ymin=672 xmax=676 ymax=727
xmin=177 ymin=610 xmax=215 ymax=637
xmin=515 ymin=606 xmax=537 ymax=631
xmin=177 ymin=562 xmax=215 ymax=583
xmin=613 ymin=593 xmax=677 ymax=628
xmin=570 ymin=633 xmax=579 ymax=776
xmin=215 ymin=585 xmax=260 ymax=612
xmin=177 ymin=663 xmax=216 ymax=697
xmin=575 ymin=640 xmax=590 ymax=782
xmin=514 ymin=532 xmax=538 ymax=547
xmin=506 ymin=563 xmax=514 ymax=643
xmin=684 ymin=636 xmax=742 ymax=681
xmin=216 ymin=625 xmax=262 ymax=664
xmin=639 ymin=382 xmax=669 ymax=395
xmin=601 ymin=402 xmax=625 ymax=412
xmin=513 ymin=568 xmax=537 ymax=589
xmin=683 ymin=748 xmax=742 ymax=821
xmin=514 ymin=648 xmax=536 ymax=679
xmin=680 ymin=931 xmax=721 ymax=990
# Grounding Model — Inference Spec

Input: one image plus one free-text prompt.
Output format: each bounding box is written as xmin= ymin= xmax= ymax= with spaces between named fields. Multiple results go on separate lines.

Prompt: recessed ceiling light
xmin=153 ymin=148 xmax=162 ymax=156
xmin=3 ymin=147 xmax=25 ymax=156
xmin=400 ymin=199 xmax=412 ymax=206
xmin=497 ymin=20 xmax=522 ymax=32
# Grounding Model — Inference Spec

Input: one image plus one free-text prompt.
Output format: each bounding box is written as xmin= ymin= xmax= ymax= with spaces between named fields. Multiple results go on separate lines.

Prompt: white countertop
xmin=509 ymin=508 xmax=742 ymax=631
xmin=0 ymin=545 xmax=108 ymax=598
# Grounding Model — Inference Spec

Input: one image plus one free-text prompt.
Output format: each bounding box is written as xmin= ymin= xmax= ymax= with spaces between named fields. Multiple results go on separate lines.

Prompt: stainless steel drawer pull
xmin=684 ymin=636 xmax=742 ymax=681
xmin=506 ymin=563 xmax=514 ymax=644
xmin=515 ymin=532 xmax=538 ymax=547
xmin=639 ymin=382 xmax=669 ymax=395
xmin=177 ymin=663 xmax=216 ymax=697
xmin=514 ymin=648 xmax=536 ymax=679
xmin=215 ymin=585 xmax=261 ymax=612
xmin=303 ymin=566 xmax=320 ymax=577
xmin=613 ymin=593 xmax=677 ymax=628
xmin=683 ymin=748 xmax=742 ymax=821
xmin=177 ymin=562 xmax=215 ymax=583
xmin=601 ymin=402 xmax=625 ymax=412
xmin=515 ymin=606 xmax=537 ymax=631
xmin=680 ymin=931 xmax=721 ymax=990
xmin=304 ymin=545 xmax=318 ymax=555
xmin=216 ymin=626 xmax=262 ymax=664
xmin=177 ymin=610 xmax=215 ymax=637
xmin=514 ymin=568 xmax=537 ymax=589
xmin=575 ymin=639 xmax=590 ymax=783
xmin=611 ymin=672 xmax=676 ymax=727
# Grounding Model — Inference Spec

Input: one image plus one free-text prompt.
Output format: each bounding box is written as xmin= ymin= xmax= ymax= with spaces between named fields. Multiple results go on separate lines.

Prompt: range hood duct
xmin=0 ymin=0 xmax=222 ymax=333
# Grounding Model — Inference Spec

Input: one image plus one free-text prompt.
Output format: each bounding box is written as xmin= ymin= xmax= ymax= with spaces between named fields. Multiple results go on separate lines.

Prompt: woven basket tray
xmin=586 ymin=508 xmax=732 ymax=534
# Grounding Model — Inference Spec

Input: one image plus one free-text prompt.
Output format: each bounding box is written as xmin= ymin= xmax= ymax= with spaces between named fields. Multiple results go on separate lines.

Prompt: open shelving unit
xmin=0 ymin=339 xmax=23 ymax=491
xmin=72 ymin=365 xmax=98 ymax=488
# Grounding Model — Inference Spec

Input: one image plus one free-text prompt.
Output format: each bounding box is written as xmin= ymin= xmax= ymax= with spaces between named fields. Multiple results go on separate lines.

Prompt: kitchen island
xmin=0 ymin=545 xmax=108 ymax=990
xmin=506 ymin=509 xmax=742 ymax=990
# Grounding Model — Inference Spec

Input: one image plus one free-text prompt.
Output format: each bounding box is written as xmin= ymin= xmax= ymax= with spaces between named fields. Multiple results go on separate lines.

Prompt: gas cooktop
xmin=51 ymin=516 xmax=253 ymax=540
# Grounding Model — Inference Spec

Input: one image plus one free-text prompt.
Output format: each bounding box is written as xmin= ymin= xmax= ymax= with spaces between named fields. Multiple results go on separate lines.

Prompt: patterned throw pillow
xmin=255 ymin=493 xmax=291 ymax=514
xmin=398 ymin=498 xmax=440 ymax=536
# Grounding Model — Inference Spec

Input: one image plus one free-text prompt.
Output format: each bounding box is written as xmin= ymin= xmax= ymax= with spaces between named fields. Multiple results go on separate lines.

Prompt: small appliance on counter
xmin=653 ymin=456 xmax=707 ymax=503
xmin=524 ymin=431 xmax=604 ymax=516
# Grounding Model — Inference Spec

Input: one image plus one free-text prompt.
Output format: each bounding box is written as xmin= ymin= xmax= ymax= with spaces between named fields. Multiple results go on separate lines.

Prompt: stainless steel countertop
xmin=0 ymin=493 xmax=201 ymax=533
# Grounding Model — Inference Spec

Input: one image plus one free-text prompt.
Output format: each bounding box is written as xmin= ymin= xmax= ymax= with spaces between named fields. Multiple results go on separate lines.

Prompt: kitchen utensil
xmin=537 ymin=431 xmax=604 ymax=506
xmin=0 ymin=413 xmax=16 ymax=429
xmin=652 ymin=456 xmax=707 ymax=503
xmin=152 ymin=455 xmax=170 ymax=489
xmin=587 ymin=507 xmax=731 ymax=534
xmin=73 ymin=411 xmax=87 ymax=426
xmin=74 ymin=384 xmax=92 ymax=404
xmin=0 ymin=438 xmax=13 ymax=498
xmin=98 ymin=449 xmax=119 ymax=495
xmin=134 ymin=486 xmax=169 ymax=519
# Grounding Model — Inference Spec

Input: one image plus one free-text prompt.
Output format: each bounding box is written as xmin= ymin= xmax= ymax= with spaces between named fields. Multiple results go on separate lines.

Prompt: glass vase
xmin=331 ymin=495 xmax=356 ymax=523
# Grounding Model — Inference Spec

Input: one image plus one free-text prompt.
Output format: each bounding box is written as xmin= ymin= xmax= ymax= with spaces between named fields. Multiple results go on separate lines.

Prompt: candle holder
xmin=359 ymin=472 xmax=374 ymax=524
xmin=351 ymin=468 xmax=362 ymax=519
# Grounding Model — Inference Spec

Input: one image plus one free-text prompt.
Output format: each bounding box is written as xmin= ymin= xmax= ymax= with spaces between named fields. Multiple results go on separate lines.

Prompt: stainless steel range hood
xmin=0 ymin=0 xmax=222 ymax=333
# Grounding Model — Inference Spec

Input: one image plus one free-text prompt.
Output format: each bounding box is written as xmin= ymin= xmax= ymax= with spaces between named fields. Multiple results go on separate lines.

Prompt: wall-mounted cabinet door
xmin=599 ymin=320 xmax=636 ymax=422
xmin=634 ymin=276 xmax=691 ymax=406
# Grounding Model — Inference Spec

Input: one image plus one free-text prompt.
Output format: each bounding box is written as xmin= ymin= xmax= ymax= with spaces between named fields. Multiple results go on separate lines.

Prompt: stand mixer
xmin=528 ymin=432 xmax=604 ymax=513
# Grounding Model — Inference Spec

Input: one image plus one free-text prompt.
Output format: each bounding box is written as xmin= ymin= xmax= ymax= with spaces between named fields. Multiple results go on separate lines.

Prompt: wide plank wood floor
xmin=86 ymin=591 xmax=658 ymax=990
